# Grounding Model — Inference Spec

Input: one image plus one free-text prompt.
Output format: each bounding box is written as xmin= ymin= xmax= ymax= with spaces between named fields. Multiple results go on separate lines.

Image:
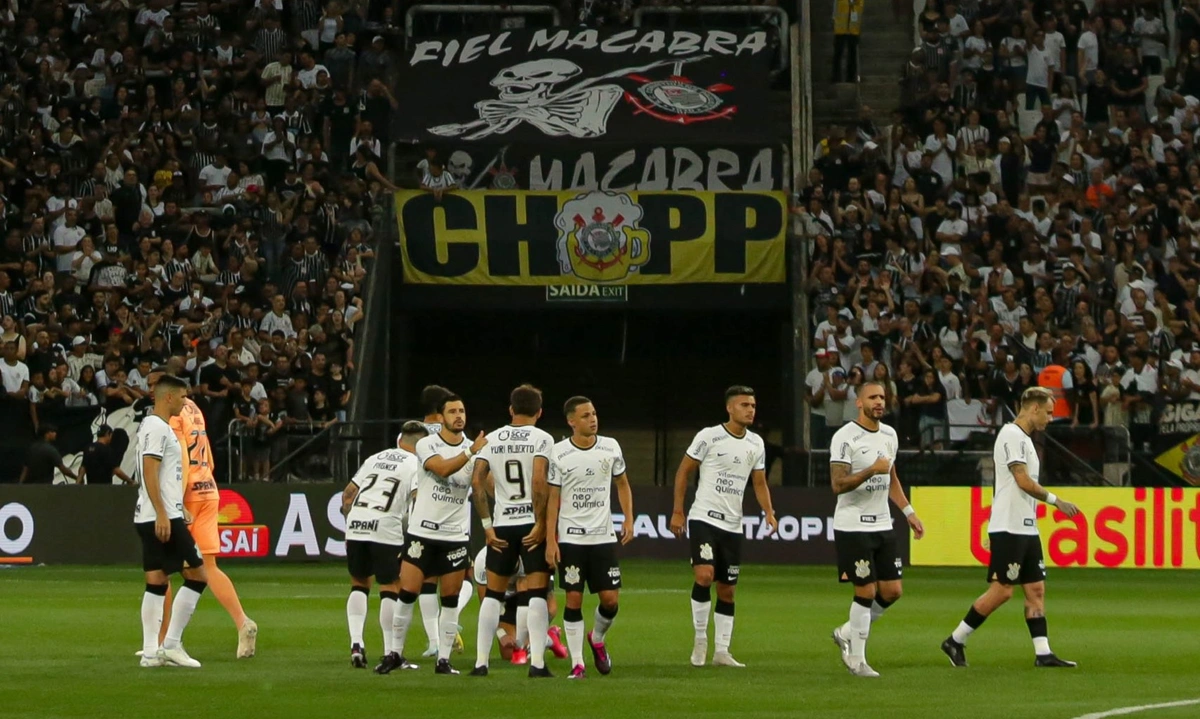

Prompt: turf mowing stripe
xmin=1072 ymin=699 xmax=1200 ymax=718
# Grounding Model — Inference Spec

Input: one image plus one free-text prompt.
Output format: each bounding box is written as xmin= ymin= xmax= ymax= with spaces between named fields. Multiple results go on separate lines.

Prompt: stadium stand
xmin=801 ymin=0 xmax=1186 ymax=469
xmin=0 ymin=0 xmax=391 ymax=483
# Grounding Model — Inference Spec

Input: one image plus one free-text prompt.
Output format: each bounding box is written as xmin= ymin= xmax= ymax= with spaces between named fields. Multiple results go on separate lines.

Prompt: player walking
xmin=941 ymin=386 xmax=1080 ymax=669
xmin=828 ymin=381 xmax=924 ymax=678
xmin=470 ymin=384 xmax=555 ymax=678
xmin=389 ymin=393 xmax=486 ymax=675
xmin=339 ymin=420 xmax=428 ymax=672
xmin=545 ymin=396 xmax=634 ymax=680
xmin=176 ymin=394 xmax=258 ymax=658
xmin=134 ymin=375 xmax=208 ymax=669
xmin=669 ymin=386 xmax=777 ymax=668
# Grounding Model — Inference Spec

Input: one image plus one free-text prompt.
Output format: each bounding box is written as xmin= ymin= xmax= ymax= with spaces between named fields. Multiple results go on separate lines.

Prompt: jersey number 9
xmin=504 ymin=460 xmax=527 ymax=501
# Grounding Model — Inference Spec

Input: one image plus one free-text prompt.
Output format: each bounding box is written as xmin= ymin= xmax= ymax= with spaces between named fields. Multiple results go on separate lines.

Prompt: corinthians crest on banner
xmin=398 ymin=28 xmax=774 ymax=145
xmin=554 ymin=191 xmax=651 ymax=282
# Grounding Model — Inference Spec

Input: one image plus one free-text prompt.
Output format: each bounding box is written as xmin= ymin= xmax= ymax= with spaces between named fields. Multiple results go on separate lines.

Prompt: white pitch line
xmin=1071 ymin=699 xmax=1200 ymax=719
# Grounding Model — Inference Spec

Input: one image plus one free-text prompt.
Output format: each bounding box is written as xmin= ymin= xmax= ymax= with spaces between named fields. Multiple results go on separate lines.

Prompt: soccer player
xmin=828 ymin=380 xmax=924 ymax=678
xmin=134 ymin=375 xmax=207 ymax=669
xmin=471 ymin=548 xmax=566 ymax=664
xmin=389 ymin=393 xmax=486 ymax=675
xmin=176 ymin=392 xmax=258 ymax=659
xmin=941 ymin=386 xmax=1081 ymax=669
xmin=415 ymin=384 xmax=460 ymax=658
xmin=545 ymin=396 xmax=634 ymax=680
xmin=470 ymin=384 xmax=555 ymax=678
xmin=340 ymin=420 xmax=428 ymax=672
xmin=669 ymin=385 xmax=778 ymax=668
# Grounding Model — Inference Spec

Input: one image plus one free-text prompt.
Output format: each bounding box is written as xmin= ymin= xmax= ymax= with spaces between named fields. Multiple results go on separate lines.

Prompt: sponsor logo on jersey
xmin=503 ymin=504 xmax=532 ymax=516
xmin=566 ymin=527 xmax=586 ymax=535
xmin=854 ymin=559 xmax=870 ymax=578
xmin=420 ymin=520 xmax=440 ymax=531
xmin=727 ymin=565 xmax=740 ymax=578
xmin=217 ymin=489 xmax=269 ymax=558
xmin=347 ymin=519 xmax=380 ymax=533
xmin=607 ymin=566 xmax=621 ymax=579
xmin=497 ymin=428 xmax=531 ymax=442
xmin=707 ymin=510 xmax=726 ymax=521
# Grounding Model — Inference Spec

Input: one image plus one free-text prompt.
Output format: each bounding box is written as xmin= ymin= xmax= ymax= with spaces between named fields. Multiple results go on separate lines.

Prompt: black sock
xmin=964 ymin=606 xmax=988 ymax=629
xmin=420 ymin=583 xmax=437 ymax=595
xmin=351 ymin=585 xmax=369 ymax=596
xmin=714 ymin=600 xmax=734 ymax=617
xmin=145 ymin=583 xmax=168 ymax=596
xmin=597 ymin=603 xmax=618 ymax=620
xmin=1026 ymin=616 xmax=1048 ymax=638
xmin=563 ymin=607 xmax=583 ymax=623
xmin=874 ymin=596 xmax=895 ymax=610
xmin=380 ymin=590 xmax=399 ymax=601
xmin=182 ymin=579 xmax=207 ymax=595
xmin=853 ymin=596 xmax=873 ymax=609
xmin=691 ymin=583 xmax=711 ymax=603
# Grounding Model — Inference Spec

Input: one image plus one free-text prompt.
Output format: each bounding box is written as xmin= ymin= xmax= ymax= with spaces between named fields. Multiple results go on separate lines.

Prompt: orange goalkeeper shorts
xmin=185 ymin=499 xmax=221 ymax=556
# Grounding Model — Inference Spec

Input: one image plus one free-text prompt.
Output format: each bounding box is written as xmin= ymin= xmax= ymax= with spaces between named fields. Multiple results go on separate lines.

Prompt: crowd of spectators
xmin=801 ymin=0 xmax=1200 ymax=453
xmin=0 ymin=0 xmax=396 ymax=483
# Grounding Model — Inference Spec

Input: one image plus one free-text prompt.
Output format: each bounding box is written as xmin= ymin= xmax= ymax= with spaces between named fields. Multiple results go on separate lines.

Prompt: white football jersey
xmin=549 ymin=436 xmax=626 ymax=546
xmin=134 ymin=414 xmax=185 ymax=523
xmin=829 ymin=421 xmax=898 ymax=532
xmin=410 ymin=432 xmax=474 ymax=543
xmin=686 ymin=424 xmax=767 ymax=533
xmin=475 ymin=424 xmax=553 ymax=528
xmin=990 ymin=423 xmax=1041 ymax=536
xmin=345 ymin=448 xmax=419 ymax=545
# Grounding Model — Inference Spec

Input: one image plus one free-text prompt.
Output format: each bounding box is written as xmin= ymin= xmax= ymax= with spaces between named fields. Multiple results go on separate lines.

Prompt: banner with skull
xmin=398 ymin=28 xmax=774 ymax=145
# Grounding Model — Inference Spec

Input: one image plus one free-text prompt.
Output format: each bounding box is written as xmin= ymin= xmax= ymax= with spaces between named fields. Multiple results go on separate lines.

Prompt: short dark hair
xmin=563 ymin=395 xmax=592 ymax=418
xmin=96 ymin=424 xmax=113 ymax=438
xmin=420 ymin=384 xmax=451 ymax=415
xmin=859 ymin=380 xmax=886 ymax=395
xmin=155 ymin=375 xmax=188 ymax=393
xmin=399 ymin=420 xmax=430 ymax=444
xmin=724 ymin=385 xmax=755 ymax=403
xmin=38 ymin=423 xmax=57 ymax=438
xmin=510 ymin=384 xmax=543 ymax=417
xmin=437 ymin=392 xmax=463 ymax=415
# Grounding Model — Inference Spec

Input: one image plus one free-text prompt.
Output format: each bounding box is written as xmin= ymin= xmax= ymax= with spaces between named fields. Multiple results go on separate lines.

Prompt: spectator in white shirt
xmin=1077 ymin=16 xmax=1101 ymax=82
xmin=259 ymin=294 xmax=296 ymax=340
xmin=936 ymin=202 xmax=968 ymax=255
xmin=1133 ymin=6 xmax=1168 ymax=75
xmin=421 ymin=160 xmax=458 ymax=202
xmin=937 ymin=356 xmax=963 ymax=400
xmin=198 ymin=153 xmax=232 ymax=193
xmin=1025 ymin=31 xmax=1054 ymax=110
xmin=53 ymin=210 xmax=86 ymax=273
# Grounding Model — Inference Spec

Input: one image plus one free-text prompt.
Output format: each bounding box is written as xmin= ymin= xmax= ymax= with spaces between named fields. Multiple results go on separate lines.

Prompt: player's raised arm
xmin=888 ymin=465 xmax=924 ymax=539
xmin=830 ymin=456 xmax=891 ymax=495
xmin=614 ymin=472 xmax=633 ymax=545
xmin=669 ymin=454 xmax=700 ymax=537
xmin=424 ymin=431 xmax=488 ymax=479
xmin=749 ymin=468 xmax=778 ymax=536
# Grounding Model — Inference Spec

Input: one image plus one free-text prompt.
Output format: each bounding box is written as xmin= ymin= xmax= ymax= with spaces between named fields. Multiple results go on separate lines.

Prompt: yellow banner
xmin=911 ymin=486 xmax=1200 ymax=569
xmin=395 ymin=190 xmax=786 ymax=285
xmin=1154 ymin=434 xmax=1200 ymax=486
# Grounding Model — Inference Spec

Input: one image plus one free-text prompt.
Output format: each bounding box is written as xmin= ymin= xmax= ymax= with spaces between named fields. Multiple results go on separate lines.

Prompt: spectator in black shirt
xmin=19 ymin=425 xmax=76 ymax=484
xmin=912 ymin=154 xmax=946 ymax=203
xmin=1085 ymin=70 xmax=1113 ymax=124
xmin=78 ymin=425 xmax=134 ymax=485
xmin=1111 ymin=49 xmax=1147 ymax=118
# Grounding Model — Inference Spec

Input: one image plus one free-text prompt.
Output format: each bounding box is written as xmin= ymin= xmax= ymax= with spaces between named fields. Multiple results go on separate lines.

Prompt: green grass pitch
xmin=2 ymin=562 xmax=1197 ymax=719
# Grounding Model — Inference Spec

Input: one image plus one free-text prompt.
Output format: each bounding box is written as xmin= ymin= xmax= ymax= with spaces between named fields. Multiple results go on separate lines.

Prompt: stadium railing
xmin=227 ymin=418 xmax=416 ymax=484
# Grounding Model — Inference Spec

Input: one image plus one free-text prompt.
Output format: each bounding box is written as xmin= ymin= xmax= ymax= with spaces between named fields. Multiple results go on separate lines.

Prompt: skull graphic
xmin=447 ymin=151 xmax=473 ymax=182
xmin=490 ymin=59 xmax=582 ymax=102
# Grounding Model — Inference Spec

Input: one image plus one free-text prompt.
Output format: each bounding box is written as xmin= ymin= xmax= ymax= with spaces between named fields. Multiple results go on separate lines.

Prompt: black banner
xmin=399 ymin=29 xmax=774 ymax=145
xmin=0 ymin=485 xmax=907 ymax=566
xmin=441 ymin=145 xmax=783 ymax=191
xmin=1159 ymin=400 xmax=1200 ymax=438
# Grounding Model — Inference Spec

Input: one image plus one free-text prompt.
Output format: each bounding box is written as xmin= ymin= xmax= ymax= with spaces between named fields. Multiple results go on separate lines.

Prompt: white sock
xmin=379 ymin=595 xmax=396 ymax=656
xmin=951 ymin=621 xmax=975 ymax=645
xmin=163 ymin=585 xmax=204 ymax=650
xmin=392 ymin=599 xmax=414 ymax=655
xmin=419 ymin=592 xmax=440 ymax=649
xmin=592 ymin=606 xmax=615 ymax=643
xmin=346 ymin=590 xmax=368 ymax=648
xmin=528 ymin=597 xmax=550 ymax=669
xmin=691 ymin=599 xmax=711 ymax=642
xmin=1032 ymin=636 xmax=1052 ymax=656
xmin=141 ymin=590 xmax=166 ymax=655
xmin=870 ymin=600 xmax=887 ymax=623
xmin=714 ymin=609 xmax=734 ymax=654
xmin=847 ymin=601 xmax=871 ymax=663
xmin=438 ymin=603 xmax=463 ymax=661
xmin=565 ymin=618 xmax=585 ymax=667
xmin=515 ymin=604 xmax=530 ymax=648
xmin=458 ymin=579 xmax=474 ymax=609
xmin=476 ymin=597 xmax=503 ymax=667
